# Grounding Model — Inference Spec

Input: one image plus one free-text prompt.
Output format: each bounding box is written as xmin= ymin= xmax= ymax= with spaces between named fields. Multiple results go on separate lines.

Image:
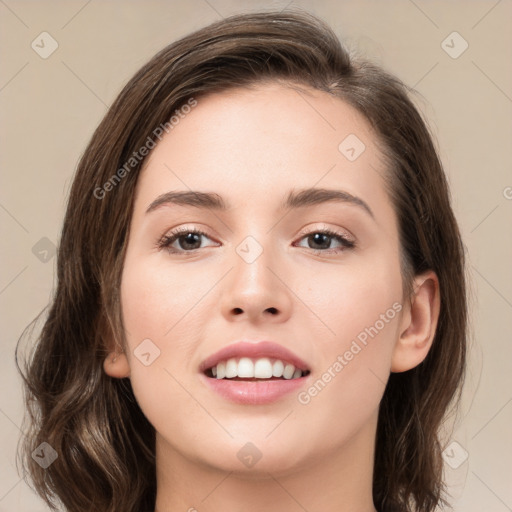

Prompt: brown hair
xmin=16 ymin=8 xmax=467 ymax=512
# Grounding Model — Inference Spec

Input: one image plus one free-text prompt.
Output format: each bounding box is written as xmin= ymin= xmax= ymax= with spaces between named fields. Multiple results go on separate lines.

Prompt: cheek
xmin=120 ymin=253 xmax=205 ymax=340
xmin=294 ymin=255 xmax=402 ymax=409
xmin=299 ymin=254 xmax=403 ymax=346
xmin=119 ymin=255 xmax=200 ymax=436
xmin=294 ymin=292 xmax=401 ymax=450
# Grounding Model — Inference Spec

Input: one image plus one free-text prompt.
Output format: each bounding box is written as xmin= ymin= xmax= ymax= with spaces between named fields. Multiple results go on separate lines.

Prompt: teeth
xmin=211 ymin=357 xmax=305 ymax=380
xmin=272 ymin=360 xmax=284 ymax=377
xmin=282 ymin=363 xmax=295 ymax=379
xmin=216 ymin=361 xmax=226 ymax=379
xmin=254 ymin=358 xmax=273 ymax=378
xmin=238 ymin=357 xmax=254 ymax=378
xmin=225 ymin=358 xmax=238 ymax=378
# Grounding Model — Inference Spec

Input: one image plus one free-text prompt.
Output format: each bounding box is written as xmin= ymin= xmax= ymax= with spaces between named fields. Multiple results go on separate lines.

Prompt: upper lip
xmin=200 ymin=341 xmax=310 ymax=373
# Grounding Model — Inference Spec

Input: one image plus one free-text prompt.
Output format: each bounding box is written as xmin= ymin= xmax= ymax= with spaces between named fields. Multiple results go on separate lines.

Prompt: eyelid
xmin=293 ymin=225 xmax=356 ymax=254
xmin=296 ymin=223 xmax=355 ymax=243
xmin=157 ymin=223 xmax=357 ymax=254
xmin=157 ymin=225 xmax=218 ymax=249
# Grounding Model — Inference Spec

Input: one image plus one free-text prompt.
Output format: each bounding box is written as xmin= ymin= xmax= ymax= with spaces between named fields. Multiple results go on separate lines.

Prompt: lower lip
xmin=199 ymin=373 xmax=310 ymax=405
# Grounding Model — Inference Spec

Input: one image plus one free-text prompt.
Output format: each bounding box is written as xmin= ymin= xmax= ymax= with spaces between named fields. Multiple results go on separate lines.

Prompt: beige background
xmin=1 ymin=0 xmax=511 ymax=510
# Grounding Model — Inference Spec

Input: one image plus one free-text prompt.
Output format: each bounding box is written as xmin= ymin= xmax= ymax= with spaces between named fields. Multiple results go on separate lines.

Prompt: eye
xmin=157 ymin=227 xmax=218 ymax=253
xmin=294 ymin=228 xmax=355 ymax=254
xmin=157 ymin=226 xmax=356 ymax=255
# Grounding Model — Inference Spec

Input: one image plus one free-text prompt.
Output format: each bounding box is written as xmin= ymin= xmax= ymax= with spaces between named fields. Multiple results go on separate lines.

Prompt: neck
xmin=154 ymin=411 xmax=378 ymax=512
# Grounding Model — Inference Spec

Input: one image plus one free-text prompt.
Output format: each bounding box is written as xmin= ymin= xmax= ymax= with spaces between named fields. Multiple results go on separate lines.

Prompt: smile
xmin=205 ymin=357 xmax=310 ymax=380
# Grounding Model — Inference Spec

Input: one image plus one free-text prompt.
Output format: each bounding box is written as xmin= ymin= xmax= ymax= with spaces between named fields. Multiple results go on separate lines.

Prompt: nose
xmin=220 ymin=239 xmax=293 ymax=324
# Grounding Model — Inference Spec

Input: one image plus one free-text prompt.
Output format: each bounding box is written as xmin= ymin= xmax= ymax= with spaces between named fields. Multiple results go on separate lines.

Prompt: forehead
xmin=134 ymin=82 xmax=390 ymax=218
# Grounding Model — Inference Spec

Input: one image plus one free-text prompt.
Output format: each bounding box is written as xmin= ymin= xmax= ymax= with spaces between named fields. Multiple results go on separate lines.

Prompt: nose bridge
xmin=232 ymin=231 xmax=277 ymax=293
xmin=220 ymin=229 xmax=292 ymax=321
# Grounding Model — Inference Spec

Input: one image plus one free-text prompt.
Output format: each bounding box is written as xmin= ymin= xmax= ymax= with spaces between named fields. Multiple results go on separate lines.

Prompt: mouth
xmin=199 ymin=341 xmax=311 ymax=404
xmin=204 ymin=356 xmax=311 ymax=381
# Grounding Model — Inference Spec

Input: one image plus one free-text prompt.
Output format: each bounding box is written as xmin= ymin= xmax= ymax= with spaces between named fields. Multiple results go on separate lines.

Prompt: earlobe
xmin=103 ymin=351 xmax=131 ymax=378
xmin=391 ymin=270 xmax=440 ymax=373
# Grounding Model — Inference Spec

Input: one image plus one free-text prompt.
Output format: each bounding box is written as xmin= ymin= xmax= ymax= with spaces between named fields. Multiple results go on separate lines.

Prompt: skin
xmin=104 ymin=82 xmax=440 ymax=512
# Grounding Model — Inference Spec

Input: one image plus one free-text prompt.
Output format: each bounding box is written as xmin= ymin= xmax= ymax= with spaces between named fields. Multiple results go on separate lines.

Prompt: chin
xmin=197 ymin=437 xmax=312 ymax=478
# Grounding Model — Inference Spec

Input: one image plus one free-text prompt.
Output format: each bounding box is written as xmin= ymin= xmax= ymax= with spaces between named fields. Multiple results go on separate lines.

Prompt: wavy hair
xmin=16 ymin=9 xmax=467 ymax=512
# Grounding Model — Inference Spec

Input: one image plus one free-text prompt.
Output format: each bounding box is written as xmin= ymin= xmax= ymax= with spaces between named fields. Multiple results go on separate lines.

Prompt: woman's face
xmin=116 ymin=82 xmax=407 ymax=474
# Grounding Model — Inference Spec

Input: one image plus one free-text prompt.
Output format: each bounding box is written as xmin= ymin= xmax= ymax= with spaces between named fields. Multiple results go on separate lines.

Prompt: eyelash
xmin=157 ymin=226 xmax=356 ymax=255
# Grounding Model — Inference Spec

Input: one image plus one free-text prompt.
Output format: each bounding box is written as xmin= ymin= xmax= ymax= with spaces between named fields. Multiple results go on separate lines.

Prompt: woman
xmin=17 ymin=9 xmax=467 ymax=512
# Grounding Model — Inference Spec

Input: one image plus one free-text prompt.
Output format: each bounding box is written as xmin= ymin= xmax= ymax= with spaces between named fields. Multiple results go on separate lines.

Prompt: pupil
xmin=310 ymin=233 xmax=330 ymax=249
xmin=181 ymin=233 xmax=201 ymax=249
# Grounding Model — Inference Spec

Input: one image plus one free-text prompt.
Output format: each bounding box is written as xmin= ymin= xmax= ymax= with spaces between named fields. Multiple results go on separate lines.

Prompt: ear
xmin=391 ymin=270 xmax=440 ymax=373
xmin=103 ymin=345 xmax=131 ymax=379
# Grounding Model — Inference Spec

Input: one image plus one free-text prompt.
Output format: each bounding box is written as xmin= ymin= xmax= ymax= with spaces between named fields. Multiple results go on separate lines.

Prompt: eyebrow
xmin=145 ymin=187 xmax=374 ymax=218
